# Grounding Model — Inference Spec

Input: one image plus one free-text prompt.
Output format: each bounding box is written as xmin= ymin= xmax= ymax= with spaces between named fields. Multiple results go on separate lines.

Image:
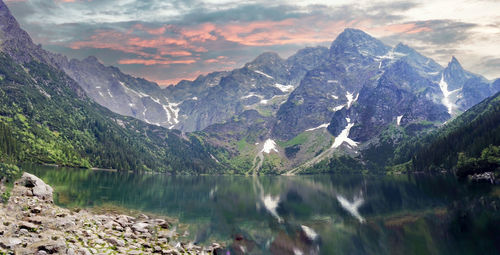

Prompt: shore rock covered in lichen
xmin=0 ymin=173 xmax=223 ymax=254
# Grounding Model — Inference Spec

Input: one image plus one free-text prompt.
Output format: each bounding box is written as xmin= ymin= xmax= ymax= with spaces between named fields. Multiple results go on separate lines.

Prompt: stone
xmin=138 ymin=214 xmax=149 ymax=220
xmin=36 ymin=240 xmax=67 ymax=254
xmin=106 ymin=237 xmax=125 ymax=247
xmin=0 ymin=237 xmax=21 ymax=249
xmin=31 ymin=206 xmax=42 ymax=214
xmin=27 ymin=216 xmax=44 ymax=225
xmin=132 ymin=222 xmax=150 ymax=233
xmin=153 ymin=219 xmax=171 ymax=229
xmin=18 ymin=173 xmax=53 ymax=202
xmin=19 ymin=220 xmax=38 ymax=232
xmin=114 ymin=215 xmax=130 ymax=228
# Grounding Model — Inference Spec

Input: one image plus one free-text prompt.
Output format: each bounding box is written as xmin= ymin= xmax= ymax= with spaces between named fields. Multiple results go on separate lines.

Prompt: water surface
xmin=27 ymin=165 xmax=500 ymax=255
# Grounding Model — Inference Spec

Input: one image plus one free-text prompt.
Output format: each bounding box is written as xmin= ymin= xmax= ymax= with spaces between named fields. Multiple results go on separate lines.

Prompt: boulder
xmin=18 ymin=173 xmax=53 ymax=202
xmin=106 ymin=237 xmax=125 ymax=247
xmin=131 ymin=222 xmax=150 ymax=233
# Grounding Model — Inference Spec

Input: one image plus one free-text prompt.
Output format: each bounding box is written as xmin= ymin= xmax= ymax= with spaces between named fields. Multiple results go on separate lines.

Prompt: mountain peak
xmin=330 ymin=28 xmax=390 ymax=57
xmin=0 ymin=0 xmax=32 ymax=43
xmin=394 ymin=43 xmax=413 ymax=53
xmin=83 ymin=56 xmax=101 ymax=64
xmin=446 ymin=56 xmax=465 ymax=73
xmin=246 ymin=51 xmax=285 ymax=70
xmin=252 ymin=52 xmax=283 ymax=63
xmin=0 ymin=0 xmax=55 ymax=65
xmin=449 ymin=56 xmax=461 ymax=67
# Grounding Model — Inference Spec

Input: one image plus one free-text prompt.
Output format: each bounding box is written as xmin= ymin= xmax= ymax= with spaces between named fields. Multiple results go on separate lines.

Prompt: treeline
xmin=303 ymin=155 xmax=365 ymax=174
xmin=456 ymin=145 xmax=500 ymax=178
xmin=0 ymin=53 xmax=226 ymax=174
xmin=391 ymin=92 xmax=500 ymax=173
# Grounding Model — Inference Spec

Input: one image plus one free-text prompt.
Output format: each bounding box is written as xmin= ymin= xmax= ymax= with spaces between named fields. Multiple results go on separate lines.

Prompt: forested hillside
xmin=0 ymin=53 xmax=226 ymax=174
xmin=391 ymin=91 xmax=500 ymax=174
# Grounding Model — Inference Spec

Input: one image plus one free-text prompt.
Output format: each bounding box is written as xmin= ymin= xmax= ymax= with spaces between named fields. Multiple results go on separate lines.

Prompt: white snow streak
xmin=261 ymin=139 xmax=279 ymax=154
xmin=254 ymin=70 xmax=274 ymax=79
xmin=301 ymin=225 xmax=319 ymax=240
xmin=333 ymin=105 xmax=345 ymax=111
xmin=397 ymin=115 xmax=403 ymax=126
xmin=346 ymin=92 xmax=358 ymax=109
xmin=274 ymin=83 xmax=294 ymax=93
xmin=306 ymin=123 xmax=329 ymax=131
xmin=332 ymin=118 xmax=358 ymax=149
xmin=439 ymin=74 xmax=460 ymax=115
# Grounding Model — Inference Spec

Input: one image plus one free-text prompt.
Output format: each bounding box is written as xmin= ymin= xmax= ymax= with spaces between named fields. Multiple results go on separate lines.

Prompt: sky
xmin=5 ymin=0 xmax=500 ymax=86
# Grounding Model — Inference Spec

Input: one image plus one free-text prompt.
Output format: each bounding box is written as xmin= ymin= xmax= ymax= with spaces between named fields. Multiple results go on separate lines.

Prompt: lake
xmin=26 ymin=165 xmax=500 ymax=255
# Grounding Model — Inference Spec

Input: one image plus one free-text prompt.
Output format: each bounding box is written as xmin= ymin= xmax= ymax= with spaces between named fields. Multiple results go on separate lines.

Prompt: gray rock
xmin=36 ymin=240 xmax=67 ymax=254
xmin=132 ymin=222 xmax=150 ymax=233
xmin=18 ymin=173 xmax=53 ymax=202
xmin=106 ymin=237 xmax=125 ymax=247
xmin=0 ymin=237 xmax=21 ymax=249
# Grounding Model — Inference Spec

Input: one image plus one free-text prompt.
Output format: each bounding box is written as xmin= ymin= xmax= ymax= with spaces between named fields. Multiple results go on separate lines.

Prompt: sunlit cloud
xmin=5 ymin=0 xmax=500 ymax=85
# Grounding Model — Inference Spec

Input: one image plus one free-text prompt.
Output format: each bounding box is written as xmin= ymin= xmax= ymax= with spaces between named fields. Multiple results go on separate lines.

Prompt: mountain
xmin=390 ymin=91 xmax=500 ymax=175
xmin=2 ymin=0 xmax=500 ymax=175
xmin=0 ymin=1 xmax=225 ymax=173
xmin=164 ymin=47 xmax=329 ymax=131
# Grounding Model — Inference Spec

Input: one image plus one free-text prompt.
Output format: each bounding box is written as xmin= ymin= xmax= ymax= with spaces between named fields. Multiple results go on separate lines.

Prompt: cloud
xmin=5 ymin=0 xmax=500 ymax=83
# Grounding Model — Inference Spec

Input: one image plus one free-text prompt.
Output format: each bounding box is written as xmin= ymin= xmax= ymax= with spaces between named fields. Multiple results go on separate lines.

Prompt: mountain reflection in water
xmin=27 ymin=165 xmax=500 ymax=255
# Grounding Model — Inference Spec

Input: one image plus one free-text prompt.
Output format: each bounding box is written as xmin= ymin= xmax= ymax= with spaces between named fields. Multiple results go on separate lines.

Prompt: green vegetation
xmin=389 ymin=91 xmax=500 ymax=175
xmin=456 ymin=145 xmax=500 ymax=178
xmin=302 ymin=155 xmax=365 ymax=174
xmin=0 ymin=53 xmax=226 ymax=174
xmin=278 ymin=132 xmax=310 ymax=148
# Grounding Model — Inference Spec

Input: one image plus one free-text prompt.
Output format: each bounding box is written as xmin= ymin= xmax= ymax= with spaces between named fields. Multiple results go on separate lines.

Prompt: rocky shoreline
xmin=0 ymin=173 xmax=223 ymax=254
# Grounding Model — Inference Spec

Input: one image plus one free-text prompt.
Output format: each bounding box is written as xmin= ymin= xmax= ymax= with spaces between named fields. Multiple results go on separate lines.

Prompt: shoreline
xmin=0 ymin=172 xmax=224 ymax=254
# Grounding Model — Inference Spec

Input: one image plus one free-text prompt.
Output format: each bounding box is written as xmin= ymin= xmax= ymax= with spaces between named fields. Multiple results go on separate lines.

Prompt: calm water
xmin=26 ymin=165 xmax=500 ymax=255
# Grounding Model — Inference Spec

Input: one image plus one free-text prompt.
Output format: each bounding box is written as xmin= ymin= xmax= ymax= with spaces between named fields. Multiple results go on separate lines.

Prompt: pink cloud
xmin=371 ymin=23 xmax=432 ymax=36
xmin=118 ymin=58 xmax=197 ymax=66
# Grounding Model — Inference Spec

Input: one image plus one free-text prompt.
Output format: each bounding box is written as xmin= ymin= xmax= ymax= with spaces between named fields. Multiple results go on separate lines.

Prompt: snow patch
xmin=333 ymin=105 xmax=345 ymax=111
xmin=241 ymin=93 xmax=263 ymax=100
xmin=301 ymin=225 xmax=319 ymax=241
xmin=254 ymin=70 xmax=274 ymax=79
xmin=337 ymin=194 xmax=365 ymax=223
xmin=293 ymin=248 xmax=304 ymax=255
xmin=346 ymin=92 xmax=358 ymax=109
xmin=439 ymin=74 xmax=460 ymax=115
xmin=107 ymin=89 xmax=113 ymax=98
xmin=275 ymin=83 xmax=294 ymax=93
xmin=306 ymin=123 xmax=329 ymax=131
xmin=332 ymin=118 xmax=358 ymax=149
xmin=397 ymin=115 xmax=403 ymax=126
xmin=331 ymin=94 xmax=339 ymax=100
xmin=262 ymin=139 xmax=279 ymax=154
xmin=327 ymin=80 xmax=339 ymax=83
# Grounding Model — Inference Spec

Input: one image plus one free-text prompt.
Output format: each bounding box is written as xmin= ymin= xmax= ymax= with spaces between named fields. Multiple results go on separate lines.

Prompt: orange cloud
xmin=372 ymin=23 xmax=432 ymax=35
xmin=69 ymin=17 xmax=433 ymax=72
xmin=181 ymin=23 xmax=217 ymax=42
xmin=118 ymin=59 xmax=197 ymax=66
